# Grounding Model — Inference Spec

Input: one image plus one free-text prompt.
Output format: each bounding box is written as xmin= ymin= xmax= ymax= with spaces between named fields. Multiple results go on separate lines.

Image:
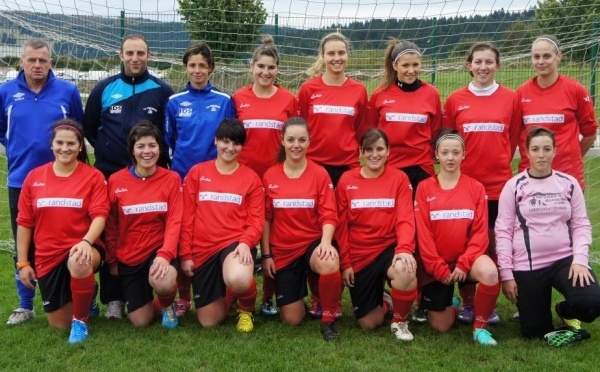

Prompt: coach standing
xmin=0 ymin=38 xmax=84 ymax=325
xmin=83 ymin=34 xmax=174 ymax=319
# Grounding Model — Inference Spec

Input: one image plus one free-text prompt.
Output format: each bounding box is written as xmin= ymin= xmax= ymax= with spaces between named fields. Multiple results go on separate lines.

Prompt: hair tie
xmin=533 ymin=37 xmax=560 ymax=52
xmin=435 ymin=134 xmax=465 ymax=150
xmin=393 ymin=49 xmax=421 ymax=63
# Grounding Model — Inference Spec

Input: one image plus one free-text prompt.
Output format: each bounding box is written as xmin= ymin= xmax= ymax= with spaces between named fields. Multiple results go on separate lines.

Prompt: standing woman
xmin=105 ymin=121 xmax=183 ymax=329
xmin=179 ymin=119 xmax=263 ymax=332
xmin=517 ymin=35 xmax=598 ymax=191
xmin=414 ymin=129 xmax=500 ymax=346
xmin=260 ymin=117 xmax=342 ymax=341
xmin=496 ymin=127 xmax=600 ymax=343
xmin=443 ymin=42 xmax=521 ymax=324
xmin=336 ymin=128 xmax=418 ymax=341
xmin=16 ymin=119 xmax=109 ymax=344
xmin=298 ymin=32 xmax=369 ymax=187
xmin=233 ymin=35 xmax=298 ymax=316
xmin=368 ymin=39 xmax=442 ymax=322
xmin=164 ymin=41 xmax=235 ymax=317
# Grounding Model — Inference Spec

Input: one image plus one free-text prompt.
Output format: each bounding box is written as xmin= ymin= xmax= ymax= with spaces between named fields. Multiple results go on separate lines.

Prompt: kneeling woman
xmin=414 ymin=129 xmax=500 ymax=346
xmin=261 ymin=117 xmax=342 ymax=341
xmin=16 ymin=119 xmax=109 ymax=344
xmin=179 ymin=119 xmax=263 ymax=332
xmin=496 ymin=127 xmax=600 ymax=341
xmin=336 ymin=128 xmax=417 ymax=341
xmin=105 ymin=121 xmax=182 ymax=329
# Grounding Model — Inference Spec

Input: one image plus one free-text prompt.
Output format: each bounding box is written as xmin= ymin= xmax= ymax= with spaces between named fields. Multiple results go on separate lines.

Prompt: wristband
xmin=260 ymin=254 xmax=272 ymax=260
xmin=81 ymin=239 xmax=93 ymax=247
xmin=16 ymin=261 xmax=31 ymax=270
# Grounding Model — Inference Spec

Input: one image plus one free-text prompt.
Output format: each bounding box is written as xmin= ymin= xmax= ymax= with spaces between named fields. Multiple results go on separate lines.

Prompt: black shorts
xmin=487 ymin=200 xmax=499 ymax=228
xmin=119 ymin=252 xmax=162 ymax=313
xmin=399 ymin=165 xmax=431 ymax=198
xmin=349 ymin=245 xmax=394 ymax=319
xmin=322 ymin=164 xmax=350 ymax=189
xmin=38 ymin=244 xmax=104 ymax=313
xmin=274 ymin=239 xmax=321 ymax=307
xmin=191 ymin=242 xmax=237 ymax=309
xmin=420 ymin=280 xmax=455 ymax=312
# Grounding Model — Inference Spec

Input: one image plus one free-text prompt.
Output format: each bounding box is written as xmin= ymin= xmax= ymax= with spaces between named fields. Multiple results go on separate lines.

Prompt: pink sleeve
xmin=569 ymin=180 xmax=592 ymax=267
xmin=495 ymin=180 xmax=517 ymax=281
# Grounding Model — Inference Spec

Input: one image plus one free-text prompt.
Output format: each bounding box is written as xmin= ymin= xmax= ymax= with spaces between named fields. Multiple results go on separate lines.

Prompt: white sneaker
xmin=6 ymin=308 xmax=35 ymax=325
xmin=105 ymin=301 xmax=125 ymax=319
xmin=391 ymin=321 xmax=414 ymax=341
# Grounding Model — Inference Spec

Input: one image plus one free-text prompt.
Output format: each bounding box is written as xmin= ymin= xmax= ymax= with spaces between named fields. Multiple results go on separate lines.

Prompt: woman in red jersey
xmin=16 ymin=119 xmax=109 ymax=344
xmin=261 ymin=117 xmax=342 ymax=341
xmin=105 ymin=121 xmax=182 ymax=329
xmin=517 ymin=35 xmax=598 ymax=191
xmin=415 ymin=129 xmax=500 ymax=346
xmin=336 ymin=128 xmax=417 ymax=341
xmin=298 ymin=32 xmax=369 ymax=188
xmin=233 ymin=35 xmax=298 ymax=317
xmin=179 ymin=119 xmax=263 ymax=333
xmin=369 ymin=39 xmax=443 ymax=323
xmin=443 ymin=42 xmax=521 ymax=325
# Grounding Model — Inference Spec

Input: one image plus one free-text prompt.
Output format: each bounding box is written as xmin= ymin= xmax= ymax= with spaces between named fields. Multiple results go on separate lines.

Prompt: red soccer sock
xmin=232 ymin=278 xmax=257 ymax=313
xmin=152 ymin=298 xmax=162 ymax=318
xmin=158 ymin=284 xmax=177 ymax=309
xmin=319 ymin=272 xmax=342 ymax=323
xmin=459 ymin=284 xmax=476 ymax=307
xmin=262 ymin=276 xmax=275 ymax=302
xmin=473 ymin=282 xmax=500 ymax=330
xmin=71 ymin=274 xmax=96 ymax=323
xmin=307 ymin=270 xmax=320 ymax=302
xmin=391 ymin=288 xmax=417 ymax=323
xmin=224 ymin=287 xmax=237 ymax=313
xmin=177 ymin=272 xmax=192 ymax=302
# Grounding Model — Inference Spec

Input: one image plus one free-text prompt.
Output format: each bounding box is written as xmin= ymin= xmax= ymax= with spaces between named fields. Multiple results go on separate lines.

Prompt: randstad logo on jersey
xmin=310 ymin=93 xmax=322 ymax=99
xmin=110 ymin=105 xmax=122 ymax=114
xmin=122 ymin=202 xmax=168 ymax=215
xmin=143 ymin=107 xmax=158 ymax=115
xmin=313 ymin=105 xmax=355 ymax=116
xmin=523 ymin=114 xmax=565 ymax=125
xmin=37 ymin=198 xmax=83 ymax=208
xmin=244 ymin=120 xmax=283 ymax=130
xmin=386 ymin=112 xmax=427 ymax=124
xmin=12 ymin=92 xmax=25 ymax=101
xmin=351 ymin=198 xmax=395 ymax=209
xmin=199 ymin=192 xmax=243 ymax=204
xmin=206 ymin=104 xmax=221 ymax=112
xmin=429 ymin=209 xmax=474 ymax=220
xmin=463 ymin=123 xmax=504 ymax=133
xmin=272 ymin=199 xmax=315 ymax=208
xmin=179 ymin=108 xmax=193 ymax=117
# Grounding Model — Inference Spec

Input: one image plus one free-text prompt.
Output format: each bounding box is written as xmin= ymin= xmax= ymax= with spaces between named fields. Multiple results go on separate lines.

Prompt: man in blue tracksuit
xmin=83 ymin=34 xmax=174 ymax=319
xmin=0 ymin=38 xmax=84 ymax=325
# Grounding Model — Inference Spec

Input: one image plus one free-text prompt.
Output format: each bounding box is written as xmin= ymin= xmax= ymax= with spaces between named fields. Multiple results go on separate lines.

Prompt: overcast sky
xmin=0 ymin=0 xmax=537 ymax=25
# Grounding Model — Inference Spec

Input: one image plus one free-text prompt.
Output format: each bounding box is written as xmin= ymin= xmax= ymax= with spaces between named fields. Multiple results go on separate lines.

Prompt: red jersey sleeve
xmin=353 ymin=88 xmax=371 ymax=143
xmin=508 ymin=92 xmax=523 ymax=157
xmin=156 ymin=175 xmax=183 ymax=262
xmin=442 ymin=94 xmax=457 ymax=129
xmin=298 ymin=83 xmax=310 ymax=121
xmin=394 ymin=175 xmax=416 ymax=255
xmin=16 ymin=174 xmax=34 ymax=228
xmin=105 ymin=177 xmax=119 ymax=265
xmin=316 ymin=168 xmax=338 ymax=228
xmin=179 ymin=167 xmax=199 ymax=262
xmin=87 ymin=171 xmax=110 ymax=245
xmin=414 ymin=182 xmax=451 ymax=282
xmin=238 ymin=174 xmax=265 ymax=248
xmin=456 ymin=183 xmax=489 ymax=273
xmin=335 ymin=174 xmax=351 ymax=271
xmin=431 ymin=91 xmax=443 ymax=137
xmin=574 ymin=83 xmax=599 ymax=137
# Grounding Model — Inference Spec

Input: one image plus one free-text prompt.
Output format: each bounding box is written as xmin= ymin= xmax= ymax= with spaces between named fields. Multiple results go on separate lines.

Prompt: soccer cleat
xmin=174 ymin=299 xmax=191 ymax=318
xmin=513 ymin=311 xmax=520 ymax=321
xmin=335 ymin=304 xmax=343 ymax=320
xmin=391 ymin=321 xmax=414 ymax=342
xmin=382 ymin=291 xmax=393 ymax=316
xmin=105 ymin=300 xmax=125 ymax=320
xmin=473 ymin=328 xmax=497 ymax=346
xmin=488 ymin=308 xmax=501 ymax=325
xmin=457 ymin=305 xmax=474 ymax=324
xmin=6 ymin=308 xmax=35 ymax=325
xmin=544 ymin=328 xmax=589 ymax=347
xmin=320 ymin=321 xmax=340 ymax=341
xmin=410 ymin=306 xmax=428 ymax=323
xmin=68 ymin=319 xmax=89 ymax=344
xmin=89 ymin=299 xmax=100 ymax=318
xmin=236 ymin=310 xmax=254 ymax=332
xmin=308 ymin=300 xmax=322 ymax=318
xmin=451 ymin=296 xmax=461 ymax=310
xmin=260 ymin=298 xmax=278 ymax=317
xmin=161 ymin=304 xmax=179 ymax=329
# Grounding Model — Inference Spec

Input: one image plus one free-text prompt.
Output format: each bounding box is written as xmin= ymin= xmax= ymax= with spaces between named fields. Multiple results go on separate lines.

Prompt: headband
xmin=435 ymin=134 xmax=465 ymax=150
xmin=533 ymin=37 xmax=560 ymax=52
xmin=393 ymin=49 xmax=421 ymax=63
xmin=55 ymin=124 xmax=82 ymax=136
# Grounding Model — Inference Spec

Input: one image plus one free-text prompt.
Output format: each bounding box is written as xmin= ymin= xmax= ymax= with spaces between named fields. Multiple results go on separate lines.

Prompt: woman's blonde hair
xmin=307 ymin=32 xmax=350 ymax=77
